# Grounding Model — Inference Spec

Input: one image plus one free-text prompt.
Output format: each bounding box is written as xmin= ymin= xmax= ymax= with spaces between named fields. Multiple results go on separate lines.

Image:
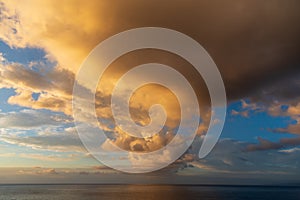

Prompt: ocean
xmin=0 ymin=185 xmax=299 ymax=200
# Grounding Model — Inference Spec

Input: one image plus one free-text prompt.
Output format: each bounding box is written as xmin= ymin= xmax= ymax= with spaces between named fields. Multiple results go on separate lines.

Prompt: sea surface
xmin=0 ymin=184 xmax=299 ymax=200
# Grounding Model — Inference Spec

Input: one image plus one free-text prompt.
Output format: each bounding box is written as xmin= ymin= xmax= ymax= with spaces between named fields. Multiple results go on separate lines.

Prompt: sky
xmin=0 ymin=0 xmax=300 ymax=185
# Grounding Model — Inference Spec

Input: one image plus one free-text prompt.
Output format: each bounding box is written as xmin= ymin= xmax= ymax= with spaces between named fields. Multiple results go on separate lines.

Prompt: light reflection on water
xmin=0 ymin=185 xmax=300 ymax=200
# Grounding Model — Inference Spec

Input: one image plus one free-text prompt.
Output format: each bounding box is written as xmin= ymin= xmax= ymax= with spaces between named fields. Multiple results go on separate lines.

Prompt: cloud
xmin=0 ymin=0 xmax=299 ymax=120
xmin=188 ymin=139 xmax=300 ymax=174
xmin=279 ymin=147 xmax=300 ymax=153
xmin=92 ymin=165 xmax=119 ymax=174
xmin=18 ymin=168 xmax=59 ymax=175
xmin=19 ymin=153 xmax=80 ymax=162
xmin=0 ymin=0 xmax=299 ymax=100
xmin=0 ymin=131 xmax=85 ymax=153
xmin=245 ymin=136 xmax=300 ymax=152
xmin=0 ymin=0 xmax=107 ymax=72
xmin=8 ymin=89 xmax=70 ymax=115
xmin=275 ymin=103 xmax=300 ymax=134
xmin=276 ymin=123 xmax=300 ymax=135
xmin=0 ymin=52 xmax=5 ymax=62
xmin=253 ymin=74 xmax=300 ymax=105
xmin=0 ymin=109 xmax=70 ymax=129
xmin=0 ymin=61 xmax=188 ymax=157
xmin=0 ymin=0 xmax=299 ymax=176
xmin=111 ymin=129 xmax=175 ymax=152
xmin=0 ymin=0 xmax=298 ymax=130
xmin=0 ymin=62 xmax=74 ymax=114
xmin=280 ymin=137 xmax=300 ymax=146
xmin=246 ymin=137 xmax=283 ymax=152
xmin=0 ymin=152 xmax=16 ymax=157
xmin=231 ymin=109 xmax=249 ymax=118
xmin=230 ymin=99 xmax=266 ymax=118
xmin=268 ymin=101 xmax=300 ymax=135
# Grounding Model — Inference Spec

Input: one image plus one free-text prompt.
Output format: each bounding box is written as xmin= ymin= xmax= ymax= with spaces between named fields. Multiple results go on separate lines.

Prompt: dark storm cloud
xmin=96 ymin=0 xmax=300 ymax=101
xmin=2 ymin=0 xmax=300 ymax=103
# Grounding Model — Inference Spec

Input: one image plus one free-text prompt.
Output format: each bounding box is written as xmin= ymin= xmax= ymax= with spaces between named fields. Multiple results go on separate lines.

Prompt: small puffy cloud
xmin=277 ymin=104 xmax=300 ymax=134
xmin=230 ymin=100 xmax=263 ymax=118
xmin=269 ymin=102 xmax=300 ymax=135
xmin=231 ymin=109 xmax=249 ymax=118
xmin=43 ymin=168 xmax=58 ymax=175
xmin=0 ymin=52 xmax=5 ymax=62
xmin=112 ymin=129 xmax=175 ymax=152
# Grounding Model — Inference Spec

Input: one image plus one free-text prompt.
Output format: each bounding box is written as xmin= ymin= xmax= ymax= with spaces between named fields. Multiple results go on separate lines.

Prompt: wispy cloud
xmin=0 ymin=131 xmax=85 ymax=153
xmin=0 ymin=109 xmax=70 ymax=129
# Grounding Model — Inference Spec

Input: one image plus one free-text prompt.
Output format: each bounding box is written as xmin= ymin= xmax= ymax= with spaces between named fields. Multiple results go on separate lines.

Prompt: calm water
xmin=0 ymin=185 xmax=300 ymax=200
